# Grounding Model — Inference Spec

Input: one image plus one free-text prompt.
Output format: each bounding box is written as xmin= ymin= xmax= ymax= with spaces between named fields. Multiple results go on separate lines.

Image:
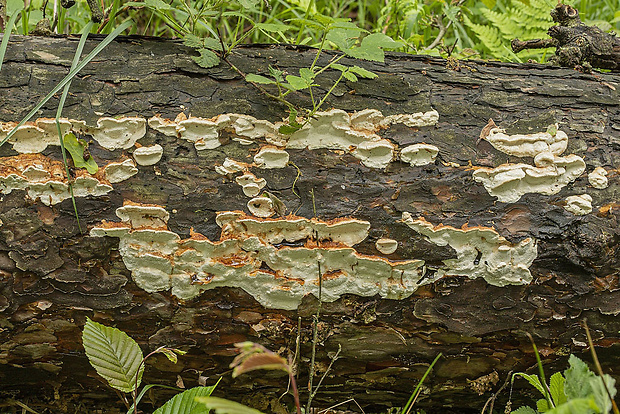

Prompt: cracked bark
xmin=0 ymin=35 xmax=619 ymax=414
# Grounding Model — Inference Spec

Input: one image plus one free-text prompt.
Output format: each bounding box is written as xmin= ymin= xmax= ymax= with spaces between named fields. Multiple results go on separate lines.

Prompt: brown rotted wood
xmin=0 ymin=34 xmax=619 ymax=414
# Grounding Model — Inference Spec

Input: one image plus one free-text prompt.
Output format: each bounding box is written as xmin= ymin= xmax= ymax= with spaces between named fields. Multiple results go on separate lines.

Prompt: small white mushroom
xmin=254 ymin=146 xmax=290 ymax=169
xmin=247 ymin=196 xmax=275 ymax=218
xmin=400 ymin=144 xmax=439 ymax=166
xmin=564 ymin=194 xmax=593 ymax=216
xmin=104 ymin=159 xmax=138 ymax=183
xmin=376 ymin=238 xmax=398 ymax=254
xmin=133 ymin=144 xmax=163 ymax=166
xmin=236 ymin=173 xmax=266 ymax=197
xmin=588 ymin=167 xmax=608 ymax=189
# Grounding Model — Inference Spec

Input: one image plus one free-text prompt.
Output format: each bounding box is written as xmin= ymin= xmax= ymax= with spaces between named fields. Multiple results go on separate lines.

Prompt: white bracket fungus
xmin=483 ymin=125 xmax=568 ymax=157
xmin=235 ymin=173 xmax=266 ymax=197
xmin=564 ymin=194 xmax=593 ymax=215
xmin=588 ymin=167 xmax=608 ymax=189
xmin=0 ymin=154 xmax=112 ymax=205
xmin=104 ymin=159 xmax=138 ymax=183
xmin=214 ymin=158 xmax=249 ymax=175
xmin=254 ymin=146 xmax=290 ymax=169
xmin=90 ymin=208 xmax=426 ymax=310
xmin=375 ymin=238 xmax=398 ymax=254
xmin=400 ymin=144 xmax=439 ymax=166
xmin=133 ymin=144 xmax=163 ymax=166
xmin=472 ymin=154 xmax=586 ymax=203
xmin=247 ymin=196 xmax=275 ymax=218
xmin=381 ymin=110 xmax=440 ymax=127
xmin=75 ymin=117 xmax=146 ymax=150
xmin=402 ymin=212 xmax=537 ymax=287
xmin=116 ymin=202 xmax=170 ymax=228
xmin=0 ymin=118 xmax=72 ymax=153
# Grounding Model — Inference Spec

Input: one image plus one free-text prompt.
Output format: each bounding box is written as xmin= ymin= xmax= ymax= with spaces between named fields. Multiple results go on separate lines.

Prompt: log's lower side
xmin=0 ymin=36 xmax=619 ymax=413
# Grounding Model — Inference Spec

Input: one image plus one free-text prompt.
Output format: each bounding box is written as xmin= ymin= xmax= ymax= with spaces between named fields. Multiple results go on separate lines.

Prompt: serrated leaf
xmin=245 ymin=74 xmax=276 ymax=84
xmin=63 ymin=133 xmax=98 ymax=174
xmin=237 ymin=0 xmax=259 ymax=9
xmin=285 ymin=75 xmax=309 ymax=90
xmin=515 ymin=373 xmax=547 ymax=397
xmin=549 ymin=372 xmax=567 ymax=406
xmin=153 ymin=386 xmax=217 ymax=414
xmin=342 ymin=71 xmax=357 ymax=82
xmin=193 ymin=49 xmax=220 ymax=68
xmin=589 ymin=374 xmax=616 ymax=414
xmin=564 ymin=355 xmax=595 ymax=400
xmin=511 ymin=407 xmax=538 ymax=414
xmin=195 ymin=397 xmax=266 ymax=414
xmin=268 ymin=66 xmax=284 ymax=83
xmin=326 ymin=28 xmax=358 ymax=51
xmin=202 ymin=38 xmax=223 ymax=51
xmin=349 ymin=65 xmax=377 ymax=79
xmin=537 ymin=398 xmax=550 ymax=412
xmin=299 ymin=67 xmax=315 ymax=83
xmin=82 ymin=318 xmax=144 ymax=393
xmin=349 ymin=33 xmax=403 ymax=62
xmin=144 ymin=0 xmax=173 ymax=11
xmin=545 ymin=397 xmax=599 ymax=414
xmin=255 ymin=22 xmax=291 ymax=33
xmin=183 ymin=34 xmax=204 ymax=49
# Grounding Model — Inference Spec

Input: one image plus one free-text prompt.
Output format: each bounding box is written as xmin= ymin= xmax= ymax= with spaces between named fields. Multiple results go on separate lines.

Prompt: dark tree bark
xmin=0 ymin=35 xmax=619 ymax=414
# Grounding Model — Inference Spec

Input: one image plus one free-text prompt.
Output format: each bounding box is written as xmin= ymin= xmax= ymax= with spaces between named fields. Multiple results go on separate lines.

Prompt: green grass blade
xmin=0 ymin=6 xmax=24 ymax=74
xmin=82 ymin=318 xmax=145 ymax=394
xmin=0 ymin=19 xmax=132 ymax=149
xmin=56 ymin=21 xmax=94 ymax=235
xmin=400 ymin=353 xmax=442 ymax=414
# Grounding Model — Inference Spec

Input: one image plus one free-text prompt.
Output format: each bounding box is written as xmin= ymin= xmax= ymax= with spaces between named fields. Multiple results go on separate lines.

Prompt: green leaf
xmin=193 ymin=49 xmax=220 ymax=68
xmin=245 ymin=74 xmax=276 ymax=84
xmin=195 ymin=397 xmax=266 ymax=414
xmin=268 ymin=66 xmax=285 ymax=83
xmin=279 ymin=124 xmax=302 ymax=135
xmin=299 ymin=67 xmax=315 ymax=83
xmin=342 ymin=71 xmax=358 ymax=82
xmin=349 ymin=65 xmax=377 ymax=79
xmin=82 ymin=318 xmax=144 ymax=394
xmin=511 ymin=407 xmax=538 ymax=414
xmin=154 ymin=386 xmax=217 ymax=414
xmin=237 ymin=0 xmax=259 ymax=9
xmin=515 ymin=373 xmax=547 ymax=397
xmin=284 ymin=75 xmax=309 ymax=90
xmin=63 ymin=133 xmax=98 ymax=174
xmin=348 ymin=33 xmax=402 ymax=62
xmin=564 ymin=355 xmax=595 ymax=400
xmin=203 ymin=38 xmax=223 ymax=51
xmin=255 ymin=22 xmax=291 ymax=33
xmin=549 ymin=372 xmax=567 ymax=406
xmin=183 ymin=34 xmax=204 ymax=49
xmin=537 ymin=398 xmax=550 ymax=412
xmin=326 ymin=28 xmax=358 ymax=51
xmin=545 ymin=397 xmax=599 ymax=414
xmin=153 ymin=347 xmax=182 ymax=364
xmin=589 ymin=374 xmax=616 ymax=414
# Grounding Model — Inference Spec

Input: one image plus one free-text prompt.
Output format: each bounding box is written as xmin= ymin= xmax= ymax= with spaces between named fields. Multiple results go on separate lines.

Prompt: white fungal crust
xmin=215 ymin=158 xmax=249 ymax=175
xmin=0 ymin=118 xmax=73 ymax=153
xmin=75 ymin=117 xmax=146 ymax=150
xmin=564 ymin=194 xmax=593 ymax=215
xmin=375 ymin=238 xmax=398 ymax=254
xmin=104 ymin=159 xmax=138 ymax=183
xmin=588 ymin=167 xmax=608 ymax=189
xmin=133 ymin=144 xmax=163 ymax=166
xmin=484 ymin=126 xmax=568 ymax=157
xmin=247 ymin=197 xmax=275 ymax=217
xmin=235 ymin=173 xmax=266 ymax=197
xmin=402 ymin=212 xmax=537 ymax=287
xmin=149 ymin=109 xmax=438 ymax=169
xmin=90 ymin=208 xmax=425 ymax=310
xmin=254 ymin=146 xmax=290 ymax=169
xmin=116 ymin=202 xmax=170 ymax=228
xmin=472 ymin=155 xmax=586 ymax=203
xmin=400 ymin=144 xmax=439 ymax=166
xmin=0 ymin=154 xmax=112 ymax=206
xmin=216 ymin=211 xmax=370 ymax=246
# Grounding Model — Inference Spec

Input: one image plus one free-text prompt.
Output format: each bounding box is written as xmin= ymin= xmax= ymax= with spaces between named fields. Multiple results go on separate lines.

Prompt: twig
xmin=481 ymin=370 xmax=513 ymax=414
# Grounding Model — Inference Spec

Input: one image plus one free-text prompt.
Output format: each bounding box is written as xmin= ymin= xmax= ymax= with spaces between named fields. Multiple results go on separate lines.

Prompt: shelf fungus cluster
xmin=474 ymin=124 xmax=586 ymax=203
xmin=90 ymin=203 xmax=427 ymax=310
xmin=402 ymin=213 xmax=537 ymax=287
xmin=151 ymin=108 xmax=439 ymax=169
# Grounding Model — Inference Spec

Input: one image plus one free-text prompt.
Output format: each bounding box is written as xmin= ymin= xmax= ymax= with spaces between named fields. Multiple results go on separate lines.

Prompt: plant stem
xmin=583 ymin=319 xmax=620 ymax=414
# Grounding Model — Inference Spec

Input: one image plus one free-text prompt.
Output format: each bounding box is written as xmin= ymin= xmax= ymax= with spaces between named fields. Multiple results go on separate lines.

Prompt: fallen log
xmin=0 ymin=34 xmax=619 ymax=413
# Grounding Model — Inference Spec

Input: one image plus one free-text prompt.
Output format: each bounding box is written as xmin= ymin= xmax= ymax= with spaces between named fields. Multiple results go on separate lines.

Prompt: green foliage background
xmin=4 ymin=0 xmax=620 ymax=63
